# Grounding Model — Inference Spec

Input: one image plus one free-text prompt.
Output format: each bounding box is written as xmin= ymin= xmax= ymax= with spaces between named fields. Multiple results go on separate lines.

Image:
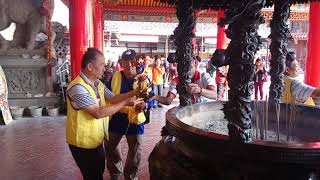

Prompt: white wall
xmin=52 ymin=0 xmax=69 ymax=28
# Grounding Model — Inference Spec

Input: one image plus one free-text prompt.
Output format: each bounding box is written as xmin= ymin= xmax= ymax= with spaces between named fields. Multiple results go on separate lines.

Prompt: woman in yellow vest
xmin=66 ymin=48 xmax=143 ymax=180
xmin=282 ymin=52 xmax=320 ymax=106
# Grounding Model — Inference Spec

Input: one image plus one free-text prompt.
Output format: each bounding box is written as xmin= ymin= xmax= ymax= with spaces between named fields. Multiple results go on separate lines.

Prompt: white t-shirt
xmin=286 ymin=75 xmax=315 ymax=103
xmin=168 ymin=71 xmax=215 ymax=103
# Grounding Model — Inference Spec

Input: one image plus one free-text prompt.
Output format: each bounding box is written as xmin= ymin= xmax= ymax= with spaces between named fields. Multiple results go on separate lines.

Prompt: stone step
xmin=8 ymin=96 xmax=59 ymax=108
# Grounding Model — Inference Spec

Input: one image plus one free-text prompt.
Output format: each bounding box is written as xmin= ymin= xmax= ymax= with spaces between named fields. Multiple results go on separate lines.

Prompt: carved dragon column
xmin=173 ymin=0 xmax=196 ymax=106
xmin=221 ymin=0 xmax=266 ymax=141
xmin=269 ymin=0 xmax=291 ymax=103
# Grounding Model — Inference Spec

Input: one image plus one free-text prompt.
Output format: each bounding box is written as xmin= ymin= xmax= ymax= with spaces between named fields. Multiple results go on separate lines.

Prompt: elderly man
xmin=66 ymin=48 xmax=143 ymax=180
xmin=282 ymin=52 xmax=320 ymax=106
xmin=105 ymin=49 xmax=148 ymax=180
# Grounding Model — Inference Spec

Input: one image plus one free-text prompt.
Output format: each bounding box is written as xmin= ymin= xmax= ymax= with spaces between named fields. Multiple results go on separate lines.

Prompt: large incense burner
xmin=149 ymin=0 xmax=320 ymax=179
xmin=150 ymin=102 xmax=320 ymax=179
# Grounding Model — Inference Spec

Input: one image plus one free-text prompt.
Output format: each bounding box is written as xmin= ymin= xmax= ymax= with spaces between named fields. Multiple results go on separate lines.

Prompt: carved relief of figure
xmin=5 ymin=69 xmax=41 ymax=93
xmin=0 ymin=0 xmax=55 ymax=58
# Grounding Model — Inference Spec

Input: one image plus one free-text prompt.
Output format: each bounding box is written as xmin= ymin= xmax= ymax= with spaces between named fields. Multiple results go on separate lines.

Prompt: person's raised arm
xmin=151 ymin=93 xmax=175 ymax=106
xmin=187 ymin=83 xmax=216 ymax=100
xmin=108 ymin=89 xmax=139 ymax=104
xmin=83 ymin=97 xmax=144 ymax=119
xmin=311 ymin=88 xmax=320 ymax=98
xmin=199 ymin=86 xmax=216 ymax=99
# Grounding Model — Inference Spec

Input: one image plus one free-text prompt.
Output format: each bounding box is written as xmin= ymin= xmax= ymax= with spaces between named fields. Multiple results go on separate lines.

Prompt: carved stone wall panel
xmin=0 ymin=57 xmax=48 ymax=98
xmin=0 ymin=57 xmax=57 ymax=107
xmin=3 ymin=68 xmax=47 ymax=94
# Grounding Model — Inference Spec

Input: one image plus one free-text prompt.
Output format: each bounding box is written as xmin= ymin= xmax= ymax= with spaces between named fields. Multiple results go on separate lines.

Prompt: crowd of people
xmin=66 ymin=47 xmax=320 ymax=180
xmin=102 ymin=53 xmax=231 ymax=104
xmin=65 ymin=48 xmax=225 ymax=180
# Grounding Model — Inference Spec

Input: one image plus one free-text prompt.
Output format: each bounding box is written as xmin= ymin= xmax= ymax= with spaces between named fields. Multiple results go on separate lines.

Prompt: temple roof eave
xmin=61 ymin=0 xmax=309 ymax=21
xmin=158 ymin=0 xmax=317 ymax=9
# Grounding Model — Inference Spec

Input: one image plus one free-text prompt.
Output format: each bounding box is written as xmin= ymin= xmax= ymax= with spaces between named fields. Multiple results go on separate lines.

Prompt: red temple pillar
xmin=216 ymin=10 xmax=227 ymax=50
xmin=192 ymin=27 xmax=197 ymax=54
xmin=193 ymin=11 xmax=202 ymax=54
xmin=192 ymin=18 xmax=197 ymax=54
xmin=94 ymin=0 xmax=104 ymax=51
xmin=305 ymin=2 xmax=320 ymax=87
xmin=69 ymin=0 xmax=90 ymax=79
xmin=215 ymin=10 xmax=228 ymax=101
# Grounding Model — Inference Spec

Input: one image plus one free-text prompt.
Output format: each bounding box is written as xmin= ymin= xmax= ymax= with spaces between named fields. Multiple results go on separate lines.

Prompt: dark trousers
xmin=105 ymin=133 xmax=142 ymax=180
xmin=69 ymin=144 xmax=105 ymax=180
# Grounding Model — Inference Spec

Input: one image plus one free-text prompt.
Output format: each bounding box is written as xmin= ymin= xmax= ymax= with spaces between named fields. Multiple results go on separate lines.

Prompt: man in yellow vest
xmin=282 ymin=52 xmax=320 ymax=106
xmin=66 ymin=48 xmax=143 ymax=180
xmin=105 ymin=49 xmax=147 ymax=180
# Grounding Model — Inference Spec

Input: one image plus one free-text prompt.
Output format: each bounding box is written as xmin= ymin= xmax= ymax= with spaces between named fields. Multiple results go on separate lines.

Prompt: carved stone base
xmin=0 ymin=48 xmax=46 ymax=57
xmin=8 ymin=97 xmax=59 ymax=109
xmin=0 ymin=56 xmax=57 ymax=107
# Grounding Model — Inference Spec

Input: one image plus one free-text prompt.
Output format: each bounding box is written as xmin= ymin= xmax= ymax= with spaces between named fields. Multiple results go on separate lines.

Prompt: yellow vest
xmin=282 ymin=77 xmax=315 ymax=106
xmin=143 ymin=66 xmax=153 ymax=80
xmin=66 ymin=75 xmax=108 ymax=149
xmin=111 ymin=71 xmax=146 ymax=124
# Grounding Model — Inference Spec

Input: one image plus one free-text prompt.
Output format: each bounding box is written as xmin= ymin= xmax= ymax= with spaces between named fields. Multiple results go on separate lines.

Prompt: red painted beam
xmin=104 ymin=5 xmax=176 ymax=12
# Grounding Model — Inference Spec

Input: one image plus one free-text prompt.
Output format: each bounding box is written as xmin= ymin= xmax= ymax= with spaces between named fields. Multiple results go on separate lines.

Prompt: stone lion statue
xmin=0 ymin=0 xmax=55 ymax=58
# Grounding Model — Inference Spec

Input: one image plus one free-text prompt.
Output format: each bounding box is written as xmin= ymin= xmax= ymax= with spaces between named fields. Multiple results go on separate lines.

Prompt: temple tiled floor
xmin=0 ymin=99 xmax=179 ymax=180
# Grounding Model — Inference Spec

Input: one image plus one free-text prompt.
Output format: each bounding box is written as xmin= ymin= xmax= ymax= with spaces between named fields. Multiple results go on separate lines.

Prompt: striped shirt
xmin=286 ymin=75 xmax=315 ymax=103
xmin=67 ymin=72 xmax=114 ymax=110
